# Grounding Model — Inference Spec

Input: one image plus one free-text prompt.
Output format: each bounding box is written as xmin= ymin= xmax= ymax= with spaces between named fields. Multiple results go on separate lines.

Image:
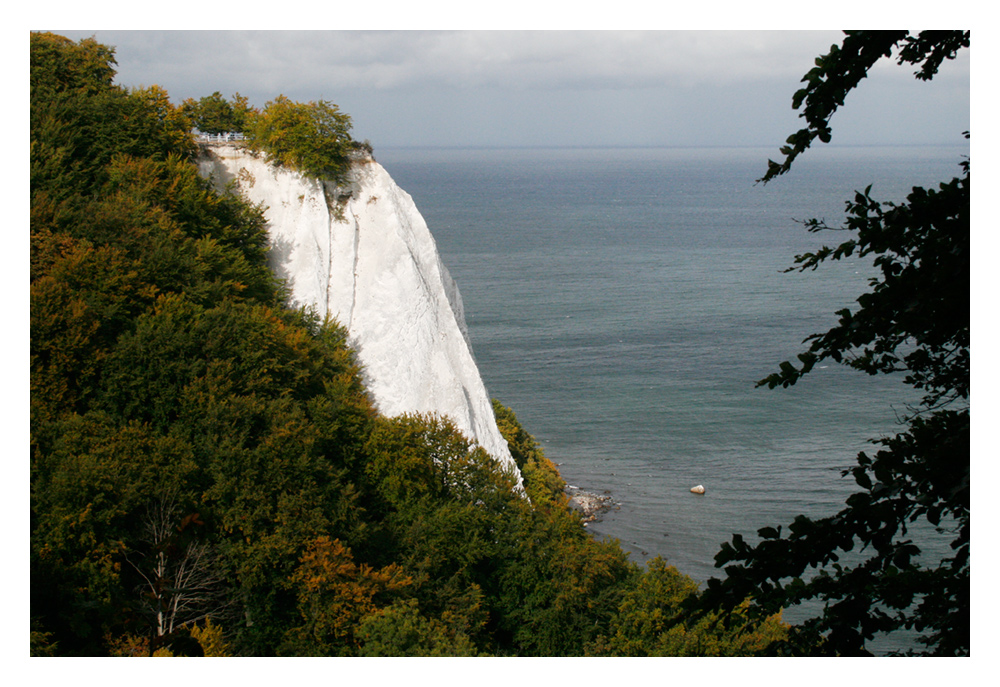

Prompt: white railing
xmin=195 ymin=132 xmax=246 ymax=144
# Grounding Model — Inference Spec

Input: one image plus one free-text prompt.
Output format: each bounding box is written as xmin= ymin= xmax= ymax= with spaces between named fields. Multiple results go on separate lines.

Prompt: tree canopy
xmin=30 ymin=32 xmax=787 ymax=658
xmin=243 ymin=95 xmax=356 ymax=182
xmin=181 ymin=91 xmax=254 ymax=135
xmin=701 ymin=30 xmax=969 ymax=656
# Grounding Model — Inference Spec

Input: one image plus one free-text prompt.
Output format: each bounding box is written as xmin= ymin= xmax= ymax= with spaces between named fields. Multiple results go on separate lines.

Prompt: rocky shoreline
xmin=565 ymin=486 xmax=618 ymax=524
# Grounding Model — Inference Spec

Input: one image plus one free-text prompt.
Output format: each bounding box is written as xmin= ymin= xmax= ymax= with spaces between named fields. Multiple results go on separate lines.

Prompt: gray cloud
xmin=49 ymin=30 xmax=970 ymax=149
xmin=63 ymin=30 xmax=851 ymax=92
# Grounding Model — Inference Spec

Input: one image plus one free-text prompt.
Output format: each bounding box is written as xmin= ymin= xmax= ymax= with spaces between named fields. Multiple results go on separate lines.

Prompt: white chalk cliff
xmin=197 ymin=145 xmax=521 ymax=484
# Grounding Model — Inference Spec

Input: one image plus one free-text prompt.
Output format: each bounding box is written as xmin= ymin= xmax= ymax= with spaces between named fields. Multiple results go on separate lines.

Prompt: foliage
xmin=701 ymin=31 xmax=970 ymax=656
xmin=30 ymin=619 xmax=59 ymax=657
xmin=189 ymin=619 xmax=232 ymax=656
xmin=30 ymin=32 xmax=796 ymax=658
xmin=362 ymin=413 xmax=522 ymax=514
xmin=30 ymin=32 xmax=117 ymax=100
xmin=31 ymin=33 xmax=197 ymax=200
xmin=244 ymin=95 xmax=354 ymax=181
xmin=280 ymin=536 xmax=412 ymax=656
xmin=29 ymin=32 xmax=375 ymax=655
xmin=760 ymin=30 xmax=969 ymax=183
xmin=124 ymin=85 xmax=198 ymax=159
xmin=759 ymin=172 xmax=969 ymax=409
xmin=489 ymin=514 xmax=634 ymax=655
xmin=493 ymin=399 xmax=568 ymax=507
xmin=30 ymin=151 xmax=280 ymax=425
xmin=357 ymin=598 xmax=482 ymax=656
xmin=182 ymin=91 xmax=254 ymax=134
xmin=106 ymin=633 xmax=157 ymax=657
xmin=587 ymin=558 xmax=788 ymax=656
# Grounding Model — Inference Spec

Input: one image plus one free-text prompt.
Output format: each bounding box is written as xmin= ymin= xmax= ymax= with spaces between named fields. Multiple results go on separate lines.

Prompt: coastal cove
xmin=377 ymin=143 xmax=967 ymax=588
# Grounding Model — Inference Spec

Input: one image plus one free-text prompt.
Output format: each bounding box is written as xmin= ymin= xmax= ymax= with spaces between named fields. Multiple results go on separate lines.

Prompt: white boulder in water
xmin=690 ymin=484 xmax=706 ymax=494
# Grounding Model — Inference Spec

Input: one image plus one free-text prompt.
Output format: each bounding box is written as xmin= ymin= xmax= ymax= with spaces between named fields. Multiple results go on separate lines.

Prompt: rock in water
xmin=198 ymin=145 xmax=522 ymax=487
xmin=565 ymin=487 xmax=617 ymax=523
xmin=690 ymin=484 xmax=706 ymax=494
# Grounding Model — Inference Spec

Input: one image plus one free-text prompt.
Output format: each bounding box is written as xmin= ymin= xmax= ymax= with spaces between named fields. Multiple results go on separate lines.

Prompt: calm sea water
xmin=376 ymin=144 xmax=968 ymax=652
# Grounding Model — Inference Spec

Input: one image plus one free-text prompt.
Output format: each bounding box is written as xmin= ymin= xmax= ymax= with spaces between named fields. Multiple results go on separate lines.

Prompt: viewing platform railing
xmin=195 ymin=132 xmax=246 ymax=144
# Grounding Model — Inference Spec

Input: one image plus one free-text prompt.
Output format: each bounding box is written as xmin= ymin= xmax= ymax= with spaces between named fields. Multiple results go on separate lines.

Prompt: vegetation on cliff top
xmin=183 ymin=90 xmax=369 ymax=182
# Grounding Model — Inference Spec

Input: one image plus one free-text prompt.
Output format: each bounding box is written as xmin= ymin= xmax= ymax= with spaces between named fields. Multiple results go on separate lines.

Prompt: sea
xmin=375 ymin=144 xmax=969 ymax=654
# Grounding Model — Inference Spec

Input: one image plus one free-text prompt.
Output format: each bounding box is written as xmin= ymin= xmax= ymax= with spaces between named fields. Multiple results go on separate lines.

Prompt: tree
xmin=493 ymin=399 xmax=568 ymax=507
xmin=244 ymin=95 xmax=354 ymax=181
xmin=125 ymin=495 xmax=229 ymax=649
xmin=30 ymin=32 xmax=117 ymax=101
xmin=280 ymin=536 xmax=412 ymax=656
xmin=356 ymin=598 xmax=481 ymax=656
xmin=182 ymin=91 xmax=254 ymax=134
xmin=188 ymin=618 xmax=231 ymax=656
xmin=30 ymin=32 xmax=199 ymax=200
xmin=758 ymin=30 xmax=969 ymax=184
xmin=122 ymin=85 xmax=197 ymax=159
xmin=587 ymin=557 xmax=788 ymax=656
xmin=701 ymin=31 xmax=969 ymax=656
xmin=362 ymin=413 xmax=520 ymax=510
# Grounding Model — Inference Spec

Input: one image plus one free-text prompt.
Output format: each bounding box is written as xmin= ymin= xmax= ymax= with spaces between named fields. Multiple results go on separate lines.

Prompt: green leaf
xmin=851 ymin=467 xmax=872 ymax=490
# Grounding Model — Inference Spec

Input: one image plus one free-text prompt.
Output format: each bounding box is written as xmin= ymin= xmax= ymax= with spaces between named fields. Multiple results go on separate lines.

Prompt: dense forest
xmin=29 ymin=32 xmax=788 ymax=657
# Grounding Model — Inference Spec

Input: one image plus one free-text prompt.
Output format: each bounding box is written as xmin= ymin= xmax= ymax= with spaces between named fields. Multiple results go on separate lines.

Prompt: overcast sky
xmin=47 ymin=29 xmax=970 ymax=150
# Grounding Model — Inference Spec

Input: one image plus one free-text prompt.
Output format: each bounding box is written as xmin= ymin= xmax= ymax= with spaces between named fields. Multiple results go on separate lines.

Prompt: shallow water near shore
xmin=377 ymin=144 xmax=968 ymax=654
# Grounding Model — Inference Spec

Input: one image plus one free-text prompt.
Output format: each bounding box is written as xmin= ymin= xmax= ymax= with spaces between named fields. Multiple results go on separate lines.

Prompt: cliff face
xmin=197 ymin=145 xmax=520 ymax=482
